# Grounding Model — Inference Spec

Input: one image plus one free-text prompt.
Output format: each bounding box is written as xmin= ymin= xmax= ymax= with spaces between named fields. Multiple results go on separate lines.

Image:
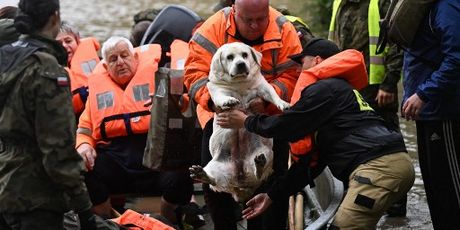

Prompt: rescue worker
xmin=328 ymin=0 xmax=407 ymax=216
xmin=0 ymin=0 xmax=97 ymax=229
xmin=184 ymin=0 xmax=302 ymax=229
xmin=401 ymin=0 xmax=460 ymax=228
xmin=76 ymin=36 xmax=193 ymax=227
xmin=217 ymin=38 xmax=415 ymax=229
xmin=0 ymin=6 xmax=19 ymax=47
xmin=213 ymin=0 xmax=314 ymax=47
xmin=57 ymin=23 xmax=100 ymax=117
xmin=56 ymin=21 xmax=100 ymax=118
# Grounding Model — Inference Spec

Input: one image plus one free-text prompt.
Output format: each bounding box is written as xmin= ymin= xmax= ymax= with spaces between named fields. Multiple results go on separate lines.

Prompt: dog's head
xmin=209 ymin=42 xmax=262 ymax=83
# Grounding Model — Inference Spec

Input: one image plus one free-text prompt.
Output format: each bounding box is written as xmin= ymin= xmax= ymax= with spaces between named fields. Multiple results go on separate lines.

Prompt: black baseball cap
xmin=289 ymin=38 xmax=341 ymax=64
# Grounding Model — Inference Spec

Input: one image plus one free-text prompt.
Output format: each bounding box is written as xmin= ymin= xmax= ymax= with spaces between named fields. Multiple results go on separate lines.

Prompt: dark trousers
xmin=0 ymin=210 xmax=64 ymax=230
xmin=202 ymin=119 xmax=289 ymax=230
xmin=416 ymin=120 xmax=460 ymax=229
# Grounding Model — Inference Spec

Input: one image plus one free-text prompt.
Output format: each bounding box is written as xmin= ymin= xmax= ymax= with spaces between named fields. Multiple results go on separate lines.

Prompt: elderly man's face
xmin=104 ymin=42 xmax=138 ymax=86
xmin=234 ymin=1 xmax=269 ymax=40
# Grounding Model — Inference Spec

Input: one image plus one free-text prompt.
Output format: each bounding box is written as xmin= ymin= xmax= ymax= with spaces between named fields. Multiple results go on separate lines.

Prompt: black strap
xmin=99 ymin=110 xmax=150 ymax=140
xmin=376 ymin=0 xmax=398 ymax=54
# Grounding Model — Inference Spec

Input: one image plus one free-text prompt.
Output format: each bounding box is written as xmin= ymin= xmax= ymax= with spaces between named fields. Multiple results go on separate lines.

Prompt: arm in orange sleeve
xmin=183 ymin=40 xmax=212 ymax=111
xmin=268 ymin=21 xmax=303 ymax=102
xmin=76 ymin=100 xmax=96 ymax=148
xmin=184 ymin=11 xmax=226 ymax=112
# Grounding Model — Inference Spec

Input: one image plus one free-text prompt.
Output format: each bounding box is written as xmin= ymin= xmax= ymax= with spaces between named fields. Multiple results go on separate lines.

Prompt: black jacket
xmin=244 ymin=78 xmax=407 ymax=200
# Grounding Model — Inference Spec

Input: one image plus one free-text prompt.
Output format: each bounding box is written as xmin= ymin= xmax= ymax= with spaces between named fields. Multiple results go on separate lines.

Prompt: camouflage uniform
xmin=330 ymin=0 xmax=403 ymax=131
xmin=329 ymin=0 xmax=406 ymax=217
xmin=0 ymin=35 xmax=92 ymax=226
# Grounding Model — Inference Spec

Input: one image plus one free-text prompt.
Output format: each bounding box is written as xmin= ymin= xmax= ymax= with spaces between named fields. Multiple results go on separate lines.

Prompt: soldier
xmin=328 ymin=0 xmax=407 ymax=217
xmin=129 ymin=8 xmax=161 ymax=47
xmin=0 ymin=0 xmax=97 ymax=229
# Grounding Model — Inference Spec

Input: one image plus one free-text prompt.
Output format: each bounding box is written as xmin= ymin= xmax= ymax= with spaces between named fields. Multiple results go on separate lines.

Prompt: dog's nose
xmin=236 ymin=62 xmax=248 ymax=74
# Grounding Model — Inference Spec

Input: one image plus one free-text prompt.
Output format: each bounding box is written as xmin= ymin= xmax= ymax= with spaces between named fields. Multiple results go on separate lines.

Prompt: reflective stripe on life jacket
xmin=87 ymin=44 xmax=161 ymax=140
xmin=328 ymin=0 xmax=388 ymax=84
xmin=289 ymin=49 xmax=368 ymax=158
xmin=68 ymin=37 xmax=101 ymax=115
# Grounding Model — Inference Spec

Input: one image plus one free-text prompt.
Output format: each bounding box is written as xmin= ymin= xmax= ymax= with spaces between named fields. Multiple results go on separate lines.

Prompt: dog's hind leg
xmin=254 ymin=153 xmax=267 ymax=179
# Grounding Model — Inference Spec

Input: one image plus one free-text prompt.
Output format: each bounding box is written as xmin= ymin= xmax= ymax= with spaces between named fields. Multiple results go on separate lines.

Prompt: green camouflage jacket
xmin=331 ymin=0 xmax=403 ymax=100
xmin=0 ymin=35 xmax=92 ymax=213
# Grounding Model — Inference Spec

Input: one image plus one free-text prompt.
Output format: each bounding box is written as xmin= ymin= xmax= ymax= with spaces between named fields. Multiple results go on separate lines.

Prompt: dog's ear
xmin=249 ymin=47 xmax=262 ymax=67
xmin=211 ymin=48 xmax=226 ymax=76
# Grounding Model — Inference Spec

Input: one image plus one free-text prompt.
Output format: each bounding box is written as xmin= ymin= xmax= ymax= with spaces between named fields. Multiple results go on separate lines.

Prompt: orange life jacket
xmin=86 ymin=44 xmax=161 ymax=140
xmin=67 ymin=37 xmax=101 ymax=115
xmin=111 ymin=209 xmax=175 ymax=230
xmin=167 ymin=39 xmax=195 ymax=113
xmin=289 ymin=49 xmax=368 ymax=159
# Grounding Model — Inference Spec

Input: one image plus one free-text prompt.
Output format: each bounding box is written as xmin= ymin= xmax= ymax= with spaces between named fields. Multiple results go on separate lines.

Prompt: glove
xmin=78 ymin=209 xmax=98 ymax=230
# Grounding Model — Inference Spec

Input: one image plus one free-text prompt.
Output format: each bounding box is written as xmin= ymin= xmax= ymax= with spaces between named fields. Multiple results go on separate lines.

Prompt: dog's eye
xmin=227 ymin=54 xmax=234 ymax=61
xmin=242 ymin=52 xmax=248 ymax=59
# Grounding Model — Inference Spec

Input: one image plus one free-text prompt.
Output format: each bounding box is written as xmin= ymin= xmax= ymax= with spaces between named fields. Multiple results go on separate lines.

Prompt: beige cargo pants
xmin=330 ymin=152 xmax=415 ymax=229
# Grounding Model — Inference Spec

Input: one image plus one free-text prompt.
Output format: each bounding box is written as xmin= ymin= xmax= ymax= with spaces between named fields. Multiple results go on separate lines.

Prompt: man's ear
xmin=314 ymin=56 xmax=323 ymax=65
xmin=102 ymin=61 xmax=108 ymax=70
xmin=249 ymin=47 xmax=262 ymax=66
xmin=134 ymin=52 xmax=139 ymax=61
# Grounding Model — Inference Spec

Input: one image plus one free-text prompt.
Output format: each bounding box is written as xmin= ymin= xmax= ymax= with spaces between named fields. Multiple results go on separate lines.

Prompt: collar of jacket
xmin=18 ymin=34 xmax=68 ymax=66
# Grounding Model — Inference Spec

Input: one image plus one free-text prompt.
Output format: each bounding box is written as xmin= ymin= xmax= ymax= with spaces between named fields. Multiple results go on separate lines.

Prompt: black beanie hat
xmin=289 ymin=38 xmax=340 ymax=64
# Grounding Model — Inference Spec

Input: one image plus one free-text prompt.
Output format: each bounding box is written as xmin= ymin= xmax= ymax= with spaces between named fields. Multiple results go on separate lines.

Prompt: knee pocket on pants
xmin=354 ymin=171 xmax=403 ymax=193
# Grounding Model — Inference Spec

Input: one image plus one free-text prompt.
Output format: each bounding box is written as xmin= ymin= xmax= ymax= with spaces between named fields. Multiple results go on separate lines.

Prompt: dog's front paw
xmin=275 ymin=100 xmax=290 ymax=111
xmin=189 ymin=165 xmax=216 ymax=185
xmin=219 ymin=97 xmax=240 ymax=110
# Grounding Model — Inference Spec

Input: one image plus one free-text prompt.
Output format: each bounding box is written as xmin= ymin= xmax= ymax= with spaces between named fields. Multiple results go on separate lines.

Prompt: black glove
xmin=78 ymin=209 xmax=98 ymax=230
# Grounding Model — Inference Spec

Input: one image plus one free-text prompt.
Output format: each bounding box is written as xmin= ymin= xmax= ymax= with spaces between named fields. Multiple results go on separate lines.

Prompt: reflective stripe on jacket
xmin=76 ymin=44 xmax=161 ymax=146
xmin=184 ymin=6 xmax=302 ymax=128
xmin=289 ymin=49 xmax=368 ymax=157
xmin=329 ymin=0 xmax=387 ymax=84
xmin=67 ymin=37 xmax=101 ymax=115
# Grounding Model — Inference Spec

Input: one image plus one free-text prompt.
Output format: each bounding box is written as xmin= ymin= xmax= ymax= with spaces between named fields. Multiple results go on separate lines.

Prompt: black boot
xmin=386 ymin=195 xmax=407 ymax=217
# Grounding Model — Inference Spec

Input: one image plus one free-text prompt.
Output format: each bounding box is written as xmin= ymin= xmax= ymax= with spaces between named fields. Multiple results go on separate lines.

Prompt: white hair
xmin=101 ymin=36 xmax=135 ymax=60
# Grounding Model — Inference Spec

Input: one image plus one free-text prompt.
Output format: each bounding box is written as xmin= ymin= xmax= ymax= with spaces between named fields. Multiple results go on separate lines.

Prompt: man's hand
xmin=402 ymin=93 xmax=425 ymax=121
xmin=375 ymin=89 xmax=395 ymax=107
xmin=248 ymin=97 xmax=266 ymax=113
xmin=76 ymin=143 xmax=97 ymax=171
xmin=242 ymin=193 xmax=273 ymax=219
xmin=216 ymin=109 xmax=248 ymax=128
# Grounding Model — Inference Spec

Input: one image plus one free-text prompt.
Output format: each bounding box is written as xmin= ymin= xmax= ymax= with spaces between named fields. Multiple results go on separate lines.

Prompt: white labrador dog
xmin=189 ymin=42 xmax=290 ymax=201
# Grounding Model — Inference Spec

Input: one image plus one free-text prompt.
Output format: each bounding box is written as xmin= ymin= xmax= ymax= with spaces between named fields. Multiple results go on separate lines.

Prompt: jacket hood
xmin=291 ymin=49 xmax=368 ymax=104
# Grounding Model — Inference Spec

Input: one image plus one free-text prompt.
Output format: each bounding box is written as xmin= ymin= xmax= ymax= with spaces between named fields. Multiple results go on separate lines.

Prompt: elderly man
xmin=76 ymin=36 xmax=193 ymax=226
xmin=184 ymin=0 xmax=302 ymax=229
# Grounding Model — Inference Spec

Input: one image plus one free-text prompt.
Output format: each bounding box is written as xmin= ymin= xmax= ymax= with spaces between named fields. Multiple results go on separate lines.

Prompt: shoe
xmin=182 ymin=202 xmax=206 ymax=229
xmin=386 ymin=197 xmax=407 ymax=217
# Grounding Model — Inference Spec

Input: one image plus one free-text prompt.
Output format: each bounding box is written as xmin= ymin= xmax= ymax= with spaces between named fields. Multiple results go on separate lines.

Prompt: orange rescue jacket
xmin=76 ymin=44 xmax=161 ymax=147
xmin=66 ymin=37 xmax=101 ymax=115
xmin=289 ymin=49 xmax=368 ymax=159
xmin=184 ymin=6 xmax=302 ymax=128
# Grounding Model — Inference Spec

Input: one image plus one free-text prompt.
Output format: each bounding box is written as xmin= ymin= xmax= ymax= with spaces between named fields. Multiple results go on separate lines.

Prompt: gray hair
xmin=101 ymin=36 xmax=135 ymax=60
xmin=59 ymin=21 xmax=80 ymax=42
